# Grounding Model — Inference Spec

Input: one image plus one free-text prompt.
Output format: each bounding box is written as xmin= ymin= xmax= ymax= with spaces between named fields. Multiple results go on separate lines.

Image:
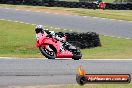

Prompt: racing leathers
xmin=36 ymin=30 xmax=69 ymax=51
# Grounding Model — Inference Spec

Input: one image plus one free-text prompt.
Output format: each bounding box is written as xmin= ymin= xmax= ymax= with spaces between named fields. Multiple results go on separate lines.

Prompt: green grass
xmin=103 ymin=0 xmax=114 ymax=3
xmin=69 ymin=9 xmax=132 ymax=21
xmin=66 ymin=84 xmax=132 ymax=88
xmin=7 ymin=84 xmax=132 ymax=88
xmin=28 ymin=84 xmax=132 ymax=88
xmin=0 ymin=4 xmax=132 ymax=21
xmin=81 ymin=35 xmax=132 ymax=59
xmin=0 ymin=20 xmax=132 ymax=59
xmin=29 ymin=84 xmax=132 ymax=88
xmin=0 ymin=20 xmax=71 ymax=58
xmin=0 ymin=20 xmax=38 ymax=57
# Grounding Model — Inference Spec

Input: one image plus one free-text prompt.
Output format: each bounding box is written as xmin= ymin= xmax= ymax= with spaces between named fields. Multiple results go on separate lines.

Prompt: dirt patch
xmin=15 ymin=7 xmax=73 ymax=15
xmin=7 ymin=85 xmax=67 ymax=88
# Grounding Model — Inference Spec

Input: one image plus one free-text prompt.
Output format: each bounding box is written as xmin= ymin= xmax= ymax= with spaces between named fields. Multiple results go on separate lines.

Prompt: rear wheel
xmin=39 ymin=46 xmax=56 ymax=59
xmin=72 ymin=55 xmax=81 ymax=60
xmin=72 ymin=47 xmax=82 ymax=60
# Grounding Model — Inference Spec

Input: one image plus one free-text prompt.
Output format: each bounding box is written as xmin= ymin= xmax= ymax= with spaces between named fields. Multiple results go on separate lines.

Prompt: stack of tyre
xmin=64 ymin=32 xmax=101 ymax=49
xmin=105 ymin=3 xmax=132 ymax=10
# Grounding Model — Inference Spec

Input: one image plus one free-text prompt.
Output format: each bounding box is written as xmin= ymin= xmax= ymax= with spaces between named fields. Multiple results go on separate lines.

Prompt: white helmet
xmin=36 ymin=25 xmax=43 ymax=29
xmin=35 ymin=25 xmax=43 ymax=33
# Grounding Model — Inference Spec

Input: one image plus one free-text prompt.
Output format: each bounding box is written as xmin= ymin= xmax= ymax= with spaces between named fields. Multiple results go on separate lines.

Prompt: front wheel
xmin=39 ymin=46 xmax=56 ymax=59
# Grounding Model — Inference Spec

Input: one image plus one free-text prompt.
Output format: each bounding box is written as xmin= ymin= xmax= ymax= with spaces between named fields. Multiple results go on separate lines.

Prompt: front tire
xmin=39 ymin=46 xmax=56 ymax=59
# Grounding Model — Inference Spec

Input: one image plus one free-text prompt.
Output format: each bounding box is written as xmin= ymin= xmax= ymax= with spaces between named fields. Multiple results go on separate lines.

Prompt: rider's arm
xmin=55 ymin=35 xmax=66 ymax=42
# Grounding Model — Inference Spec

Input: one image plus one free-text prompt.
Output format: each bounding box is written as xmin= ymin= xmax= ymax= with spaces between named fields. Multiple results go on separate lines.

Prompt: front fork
xmin=45 ymin=45 xmax=53 ymax=51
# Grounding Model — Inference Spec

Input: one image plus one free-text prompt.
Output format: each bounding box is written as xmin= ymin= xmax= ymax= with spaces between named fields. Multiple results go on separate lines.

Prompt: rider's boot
xmin=63 ymin=42 xmax=70 ymax=50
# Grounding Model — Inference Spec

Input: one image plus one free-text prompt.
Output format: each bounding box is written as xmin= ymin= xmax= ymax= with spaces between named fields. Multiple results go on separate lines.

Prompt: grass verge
xmin=0 ymin=20 xmax=132 ymax=59
xmin=8 ymin=84 xmax=132 ymax=88
xmin=67 ymin=84 xmax=132 ymax=88
xmin=0 ymin=4 xmax=132 ymax=21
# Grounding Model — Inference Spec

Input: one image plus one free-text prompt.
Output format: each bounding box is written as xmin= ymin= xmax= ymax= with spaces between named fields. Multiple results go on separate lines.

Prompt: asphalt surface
xmin=0 ymin=8 xmax=132 ymax=38
xmin=0 ymin=8 xmax=132 ymax=86
xmin=0 ymin=58 xmax=132 ymax=86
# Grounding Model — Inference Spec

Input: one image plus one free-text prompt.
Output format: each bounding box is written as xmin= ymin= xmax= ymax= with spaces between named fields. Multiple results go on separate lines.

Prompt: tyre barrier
xmin=1 ymin=0 xmax=132 ymax=10
xmin=106 ymin=3 xmax=132 ymax=10
xmin=57 ymin=32 xmax=101 ymax=49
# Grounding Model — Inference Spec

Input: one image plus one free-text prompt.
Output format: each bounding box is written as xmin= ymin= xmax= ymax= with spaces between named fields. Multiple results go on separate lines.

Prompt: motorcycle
xmin=36 ymin=33 xmax=82 ymax=60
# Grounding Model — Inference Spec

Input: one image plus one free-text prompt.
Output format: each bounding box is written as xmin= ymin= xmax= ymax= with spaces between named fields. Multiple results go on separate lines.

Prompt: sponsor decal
xmin=76 ymin=66 xmax=131 ymax=85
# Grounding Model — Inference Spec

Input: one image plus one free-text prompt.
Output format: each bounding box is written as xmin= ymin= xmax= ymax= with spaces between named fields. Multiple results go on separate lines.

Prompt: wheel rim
xmin=42 ymin=46 xmax=55 ymax=56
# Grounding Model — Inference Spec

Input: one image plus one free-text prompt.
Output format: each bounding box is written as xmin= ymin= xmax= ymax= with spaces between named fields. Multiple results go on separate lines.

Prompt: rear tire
xmin=72 ymin=55 xmax=81 ymax=60
xmin=72 ymin=47 xmax=82 ymax=60
xmin=39 ymin=46 xmax=56 ymax=59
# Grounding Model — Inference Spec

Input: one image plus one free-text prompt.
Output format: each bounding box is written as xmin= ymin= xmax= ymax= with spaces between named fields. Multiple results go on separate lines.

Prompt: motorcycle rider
xmin=35 ymin=25 xmax=69 ymax=50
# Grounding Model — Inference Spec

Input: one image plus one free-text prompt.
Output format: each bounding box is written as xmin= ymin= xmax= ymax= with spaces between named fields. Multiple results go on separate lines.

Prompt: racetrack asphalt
xmin=0 ymin=58 xmax=132 ymax=86
xmin=0 ymin=8 xmax=132 ymax=86
xmin=0 ymin=8 xmax=132 ymax=38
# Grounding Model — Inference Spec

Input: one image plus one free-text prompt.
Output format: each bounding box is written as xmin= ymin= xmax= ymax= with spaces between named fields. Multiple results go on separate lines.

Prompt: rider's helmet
xmin=35 ymin=25 xmax=44 ymax=33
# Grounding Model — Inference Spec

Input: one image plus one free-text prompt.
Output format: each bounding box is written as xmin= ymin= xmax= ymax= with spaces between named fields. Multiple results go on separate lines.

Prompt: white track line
xmin=19 ymin=21 xmax=24 ymax=24
xmin=117 ymin=37 xmax=121 ymax=39
xmin=118 ymin=20 xmax=123 ymax=22
xmin=55 ymin=13 xmax=59 ymax=15
xmin=83 ymin=16 xmax=87 ymax=18
xmin=64 ymin=29 xmax=67 ymax=30
xmin=14 ymin=21 xmax=18 ymax=22
xmin=88 ymin=16 xmax=132 ymax=22
xmin=1 ymin=7 xmax=132 ymax=22
xmin=0 ymin=18 xmax=131 ymax=40
xmin=0 ymin=17 xmax=71 ymax=32
xmin=57 ymin=28 xmax=61 ymax=30
xmin=103 ymin=34 xmax=131 ymax=40
xmin=126 ymin=38 xmax=131 ymax=40
xmin=35 ymin=11 xmax=41 ymax=12
xmin=5 ymin=8 xmax=10 ymax=10
xmin=31 ymin=24 xmax=36 ymax=25
xmin=92 ymin=17 xmax=98 ymax=19
xmin=15 ymin=9 xmax=20 ymax=11
xmin=0 ymin=18 xmax=35 ymax=24
xmin=101 ymin=18 xmax=106 ymax=20
xmin=26 ymin=10 xmax=30 ymax=12
xmin=45 ymin=12 xmax=50 ymax=14
xmin=7 ymin=19 xmax=12 ymax=22
xmin=55 ymin=28 xmax=58 ymax=29
xmin=0 ymin=18 xmax=5 ymax=20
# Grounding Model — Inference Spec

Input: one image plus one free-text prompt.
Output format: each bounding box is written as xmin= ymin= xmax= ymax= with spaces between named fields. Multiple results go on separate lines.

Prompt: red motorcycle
xmin=36 ymin=33 xmax=82 ymax=60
